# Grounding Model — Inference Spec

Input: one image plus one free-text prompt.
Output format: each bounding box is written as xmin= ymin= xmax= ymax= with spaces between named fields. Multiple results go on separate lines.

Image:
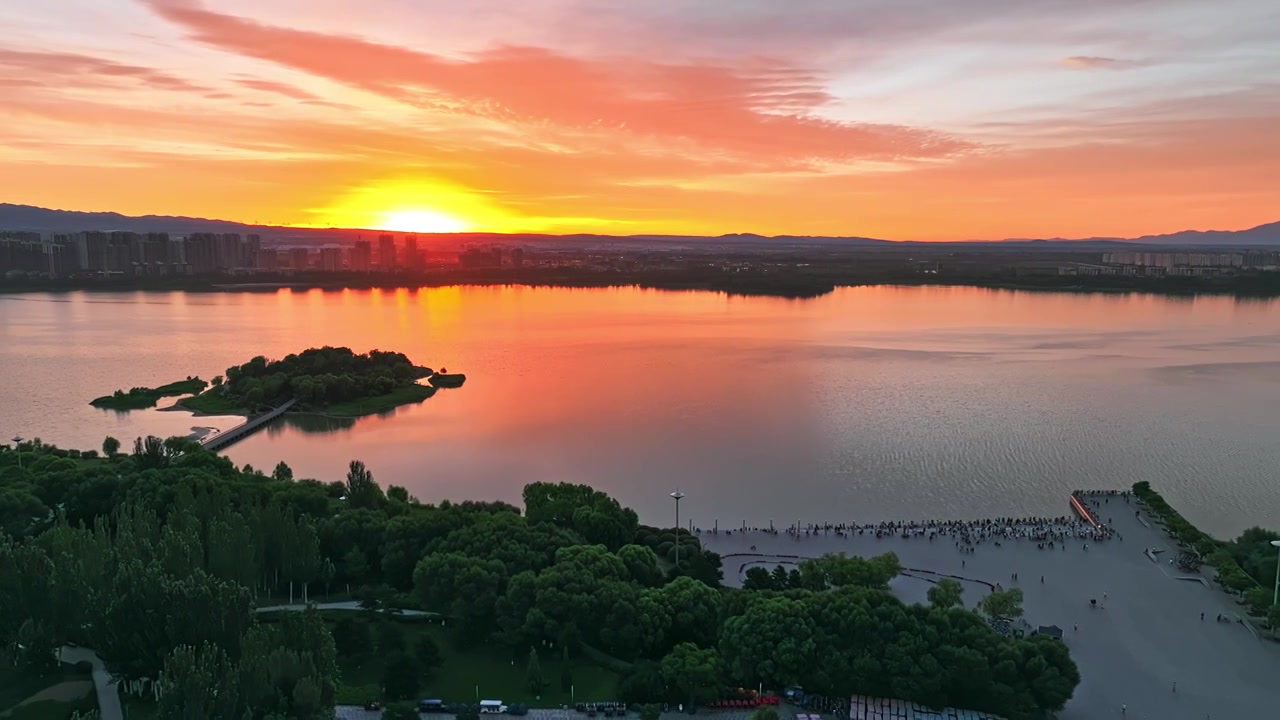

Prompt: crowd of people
xmin=697 ymin=490 xmax=1135 ymax=553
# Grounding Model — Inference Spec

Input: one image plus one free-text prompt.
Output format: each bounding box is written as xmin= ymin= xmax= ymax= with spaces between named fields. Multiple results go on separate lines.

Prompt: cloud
xmin=0 ymin=48 xmax=210 ymax=92
xmin=234 ymin=77 xmax=344 ymax=107
xmin=136 ymin=0 xmax=975 ymax=164
xmin=1061 ymin=55 xmax=1144 ymax=70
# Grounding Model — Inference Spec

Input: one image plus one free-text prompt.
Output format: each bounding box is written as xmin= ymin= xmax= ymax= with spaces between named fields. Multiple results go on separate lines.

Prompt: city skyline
xmin=3 ymin=0 xmax=1279 ymax=240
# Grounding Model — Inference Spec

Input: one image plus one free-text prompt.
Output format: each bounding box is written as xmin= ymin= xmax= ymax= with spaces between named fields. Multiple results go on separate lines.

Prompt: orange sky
xmin=1 ymin=0 xmax=1278 ymax=240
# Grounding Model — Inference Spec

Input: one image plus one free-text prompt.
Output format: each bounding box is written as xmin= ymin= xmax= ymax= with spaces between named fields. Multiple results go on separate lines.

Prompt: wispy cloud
xmin=1061 ymin=55 xmax=1146 ymax=70
xmin=136 ymin=0 xmax=975 ymax=164
xmin=0 ymin=48 xmax=210 ymax=93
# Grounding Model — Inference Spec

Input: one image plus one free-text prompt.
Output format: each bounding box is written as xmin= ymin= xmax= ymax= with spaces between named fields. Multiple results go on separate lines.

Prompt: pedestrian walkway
xmin=59 ymin=646 xmax=122 ymax=720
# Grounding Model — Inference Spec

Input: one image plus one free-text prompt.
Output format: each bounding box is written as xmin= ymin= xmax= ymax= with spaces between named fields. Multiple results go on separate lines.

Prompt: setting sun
xmin=378 ymin=209 xmax=470 ymax=234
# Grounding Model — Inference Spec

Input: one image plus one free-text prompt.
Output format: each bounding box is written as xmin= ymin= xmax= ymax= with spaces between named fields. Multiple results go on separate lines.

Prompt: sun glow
xmin=378 ymin=209 xmax=470 ymax=234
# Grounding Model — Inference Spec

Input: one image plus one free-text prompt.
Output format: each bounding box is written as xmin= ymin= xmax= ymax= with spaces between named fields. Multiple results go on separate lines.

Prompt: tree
xmin=769 ymin=565 xmax=790 ymax=590
xmin=1268 ymin=603 xmax=1280 ymax=631
xmin=619 ymin=661 xmax=667 ymax=704
xmin=977 ymin=588 xmax=1024 ymax=620
xmin=639 ymin=705 xmax=662 ymax=720
xmin=617 ymin=544 xmax=663 ymax=586
xmin=102 ymin=436 xmax=120 ymax=458
xmin=158 ymin=643 xmax=241 ymax=719
xmin=387 ymin=485 xmax=411 ymax=503
xmin=743 ymin=567 xmax=774 ymax=591
xmin=382 ymin=652 xmax=422 ymax=700
xmin=414 ymin=633 xmax=442 ymax=674
xmin=751 ymin=709 xmax=780 ymax=720
xmin=660 ymin=642 xmax=721 ymax=707
xmin=343 ymin=547 xmax=369 ymax=584
xmin=345 ymin=460 xmax=385 ymax=509
xmin=719 ymin=597 xmax=817 ymax=687
xmin=272 ymin=461 xmax=294 ymax=482
xmin=927 ymin=579 xmax=965 ymax=610
xmin=527 ymin=647 xmax=544 ymax=695
xmin=457 ymin=706 xmax=481 ymax=720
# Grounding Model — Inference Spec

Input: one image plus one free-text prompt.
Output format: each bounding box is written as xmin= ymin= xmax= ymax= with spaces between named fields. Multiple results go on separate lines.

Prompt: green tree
xmin=413 ymin=552 xmax=506 ymax=639
xmin=639 ymin=705 xmax=662 ymax=720
xmin=977 ymin=588 xmax=1024 ymax=620
xmin=345 ymin=460 xmax=385 ymax=509
xmin=769 ymin=564 xmax=789 ymax=590
xmin=527 ymin=647 xmax=544 ymax=695
xmin=751 ymin=709 xmax=780 ymax=720
xmin=457 ymin=706 xmax=481 ymax=720
xmin=382 ymin=651 xmax=422 ymax=700
xmin=617 ymin=544 xmax=664 ymax=586
xmin=1268 ymin=603 xmax=1280 ymax=630
xmin=743 ymin=566 xmax=774 ymax=591
xmin=927 ymin=578 xmax=965 ymax=609
xmin=272 ymin=461 xmax=294 ymax=482
xmin=158 ymin=643 xmax=241 ymax=719
xmin=102 ymin=436 xmax=120 ymax=458
xmin=660 ymin=642 xmax=721 ymax=707
xmin=719 ymin=596 xmax=817 ymax=687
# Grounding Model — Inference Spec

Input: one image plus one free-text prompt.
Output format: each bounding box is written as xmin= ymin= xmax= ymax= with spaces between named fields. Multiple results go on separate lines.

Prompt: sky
xmin=1 ymin=0 xmax=1278 ymax=240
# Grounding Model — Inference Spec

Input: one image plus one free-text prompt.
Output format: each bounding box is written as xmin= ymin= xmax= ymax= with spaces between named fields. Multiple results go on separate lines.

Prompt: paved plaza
xmin=701 ymin=493 xmax=1280 ymax=719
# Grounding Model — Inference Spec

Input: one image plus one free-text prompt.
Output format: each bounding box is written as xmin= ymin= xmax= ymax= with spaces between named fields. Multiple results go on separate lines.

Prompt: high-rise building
xmin=378 ymin=234 xmax=396 ymax=270
xmin=185 ymin=233 xmax=218 ymax=274
xmin=257 ymin=248 xmax=279 ymax=272
xmin=242 ymin=234 xmax=262 ymax=269
xmin=288 ymin=248 xmax=311 ymax=271
xmin=215 ymin=233 xmax=241 ymax=270
xmin=320 ymin=247 xmax=343 ymax=272
xmin=511 ymin=247 xmax=524 ymax=268
xmin=403 ymin=235 xmax=420 ymax=269
xmin=351 ymin=240 xmax=372 ymax=272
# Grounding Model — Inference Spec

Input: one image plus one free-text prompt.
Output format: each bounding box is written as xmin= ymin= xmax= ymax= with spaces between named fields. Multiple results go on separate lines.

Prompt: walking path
xmin=255 ymin=600 xmax=436 ymax=616
xmin=700 ymin=491 xmax=1280 ymax=719
xmin=58 ymin=646 xmax=122 ymax=720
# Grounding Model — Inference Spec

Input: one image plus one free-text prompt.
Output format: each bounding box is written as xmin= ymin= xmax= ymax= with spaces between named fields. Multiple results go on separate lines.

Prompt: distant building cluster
xmin=1101 ymin=251 xmax=1280 ymax=269
xmin=0 ymin=230 xmax=531 ymax=278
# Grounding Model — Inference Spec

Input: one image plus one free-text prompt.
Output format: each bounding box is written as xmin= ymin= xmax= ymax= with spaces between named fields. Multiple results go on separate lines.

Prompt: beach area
xmin=699 ymin=492 xmax=1280 ymax=719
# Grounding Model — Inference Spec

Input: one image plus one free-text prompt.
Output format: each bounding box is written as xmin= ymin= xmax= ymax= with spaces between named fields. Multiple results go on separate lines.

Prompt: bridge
xmin=200 ymin=398 xmax=296 ymax=452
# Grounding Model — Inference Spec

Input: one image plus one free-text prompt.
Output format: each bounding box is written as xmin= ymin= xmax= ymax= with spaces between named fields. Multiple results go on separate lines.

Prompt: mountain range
xmin=2 ymin=203 xmax=1278 ymax=247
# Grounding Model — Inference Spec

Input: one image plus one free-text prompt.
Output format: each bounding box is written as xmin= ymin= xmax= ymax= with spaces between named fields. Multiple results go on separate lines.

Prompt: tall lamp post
xmin=671 ymin=491 xmax=686 ymax=568
xmin=1270 ymin=539 xmax=1280 ymax=606
xmin=10 ymin=435 xmax=22 ymax=470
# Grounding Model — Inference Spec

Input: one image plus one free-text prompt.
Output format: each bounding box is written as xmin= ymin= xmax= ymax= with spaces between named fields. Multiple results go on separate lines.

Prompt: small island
xmin=90 ymin=377 xmax=208 ymax=410
xmin=178 ymin=346 xmax=464 ymax=418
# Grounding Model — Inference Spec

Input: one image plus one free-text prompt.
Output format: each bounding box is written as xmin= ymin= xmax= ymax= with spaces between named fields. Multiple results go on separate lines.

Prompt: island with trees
xmin=0 ymin=434 xmax=1097 ymax=720
xmin=96 ymin=346 xmax=464 ymax=419
xmin=89 ymin=376 xmax=208 ymax=410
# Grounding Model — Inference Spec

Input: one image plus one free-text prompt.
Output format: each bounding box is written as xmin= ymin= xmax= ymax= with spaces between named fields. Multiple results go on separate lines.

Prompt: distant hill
xmin=2 ymin=203 xmax=1277 ymax=247
xmin=0 ymin=203 xmax=260 ymax=235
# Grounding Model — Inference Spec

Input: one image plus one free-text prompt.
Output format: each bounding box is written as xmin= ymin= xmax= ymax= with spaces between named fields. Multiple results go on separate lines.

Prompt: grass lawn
xmin=326 ymin=617 xmax=619 ymax=707
xmin=89 ymin=377 xmax=208 ymax=411
xmin=0 ymin=664 xmax=92 ymax=714
xmin=320 ymin=384 xmax=438 ymax=418
xmin=178 ymin=385 xmax=245 ymax=415
xmin=120 ymin=695 xmax=159 ymax=720
xmin=4 ymin=696 xmax=97 ymax=720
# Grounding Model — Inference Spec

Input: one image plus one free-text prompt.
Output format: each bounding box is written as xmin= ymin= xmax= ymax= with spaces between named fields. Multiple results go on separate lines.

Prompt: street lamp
xmin=1270 ymin=539 xmax=1280 ymax=606
xmin=671 ymin=491 xmax=686 ymax=568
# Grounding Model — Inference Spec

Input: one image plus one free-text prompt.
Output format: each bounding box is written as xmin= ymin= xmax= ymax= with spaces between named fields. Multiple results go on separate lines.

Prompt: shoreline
xmin=5 ymin=276 xmax=1280 ymax=301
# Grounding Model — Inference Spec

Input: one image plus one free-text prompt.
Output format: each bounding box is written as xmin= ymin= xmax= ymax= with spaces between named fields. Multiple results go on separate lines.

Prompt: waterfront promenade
xmin=700 ymin=494 xmax=1280 ymax=719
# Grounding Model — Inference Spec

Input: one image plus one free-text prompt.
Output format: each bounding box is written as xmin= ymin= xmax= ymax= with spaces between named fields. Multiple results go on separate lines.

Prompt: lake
xmin=2 ymin=285 xmax=1278 ymax=538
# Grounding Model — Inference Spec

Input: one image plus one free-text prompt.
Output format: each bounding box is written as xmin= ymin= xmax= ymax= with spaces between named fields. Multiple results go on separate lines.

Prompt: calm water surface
xmin=2 ymin=286 xmax=1278 ymax=537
